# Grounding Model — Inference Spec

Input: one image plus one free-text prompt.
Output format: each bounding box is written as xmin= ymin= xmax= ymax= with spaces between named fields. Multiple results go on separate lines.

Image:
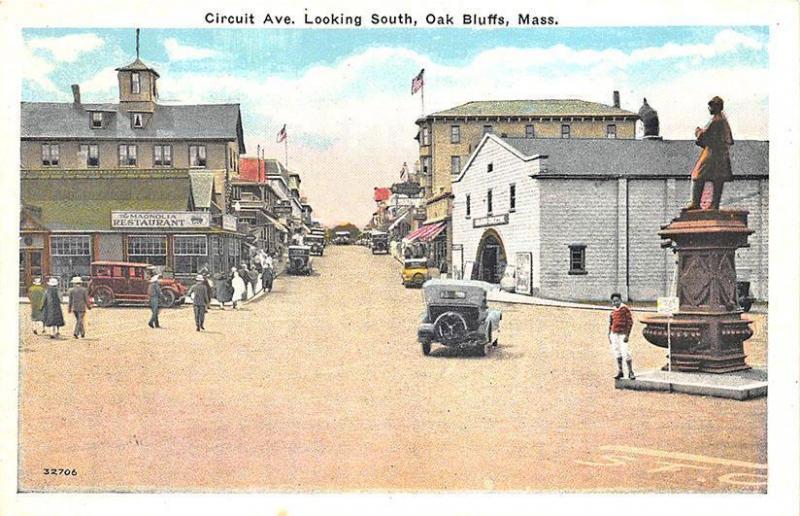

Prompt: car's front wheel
xmin=421 ymin=341 xmax=431 ymax=355
xmin=159 ymin=289 xmax=177 ymax=308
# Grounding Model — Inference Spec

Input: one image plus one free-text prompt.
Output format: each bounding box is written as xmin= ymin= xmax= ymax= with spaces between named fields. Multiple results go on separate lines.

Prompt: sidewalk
xmin=488 ymin=289 xmax=657 ymax=313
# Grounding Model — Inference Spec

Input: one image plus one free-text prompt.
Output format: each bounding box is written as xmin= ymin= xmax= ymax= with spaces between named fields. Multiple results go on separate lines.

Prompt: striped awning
xmin=403 ymin=221 xmax=446 ymax=243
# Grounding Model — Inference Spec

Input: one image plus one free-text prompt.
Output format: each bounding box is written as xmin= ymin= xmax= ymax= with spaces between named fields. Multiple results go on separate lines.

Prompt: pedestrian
xmin=27 ymin=277 xmax=45 ymax=335
xmin=608 ymin=293 xmax=635 ymax=380
xmin=187 ymin=274 xmax=210 ymax=331
xmin=261 ymin=262 xmax=273 ymax=293
xmin=147 ymin=274 xmax=161 ymax=328
xmin=41 ymin=277 xmax=65 ymax=339
xmin=238 ymin=264 xmax=250 ymax=301
xmin=231 ymin=266 xmax=246 ymax=309
xmin=248 ymin=264 xmax=259 ymax=295
xmin=67 ymin=276 xmax=91 ymax=339
xmin=214 ymin=271 xmax=233 ymax=309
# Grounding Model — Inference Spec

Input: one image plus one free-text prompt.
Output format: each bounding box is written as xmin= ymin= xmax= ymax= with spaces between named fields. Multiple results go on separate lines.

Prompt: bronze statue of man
xmin=688 ymin=96 xmax=734 ymax=210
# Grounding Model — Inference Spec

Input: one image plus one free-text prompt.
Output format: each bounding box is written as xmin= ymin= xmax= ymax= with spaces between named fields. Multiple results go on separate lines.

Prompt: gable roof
xmin=426 ymin=99 xmax=637 ymax=119
xmin=21 ymin=102 xmax=245 ymax=151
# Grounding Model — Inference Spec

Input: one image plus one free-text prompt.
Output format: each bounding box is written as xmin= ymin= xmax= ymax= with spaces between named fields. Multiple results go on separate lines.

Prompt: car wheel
xmin=92 ymin=286 xmax=115 ymax=308
xmin=413 ymin=273 xmax=425 ymax=287
xmin=421 ymin=341 xmax=431 ymax=355
xmin=159 ymin=289 xmax=177 ymax=308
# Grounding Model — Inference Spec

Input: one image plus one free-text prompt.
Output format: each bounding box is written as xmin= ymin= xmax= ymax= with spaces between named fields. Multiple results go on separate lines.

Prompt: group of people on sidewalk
xmin=27 ymin=276 xmax=92 ymax=340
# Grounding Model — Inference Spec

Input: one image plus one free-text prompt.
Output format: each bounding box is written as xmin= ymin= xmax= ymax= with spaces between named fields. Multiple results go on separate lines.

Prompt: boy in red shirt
xmin=609 ymin=293 xmax=635 ymax=380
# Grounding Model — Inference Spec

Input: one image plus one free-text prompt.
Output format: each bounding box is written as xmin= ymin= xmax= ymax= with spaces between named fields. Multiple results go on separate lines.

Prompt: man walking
xmin=67 ymin=276 xmax=91 ymax=339
xmin=147 ymin=274 xmax=161 ymax=328
xmin=188 ymin=274 xmax=210 ymax=331
xmin=608 ymin=293 xmax=635 ymax=380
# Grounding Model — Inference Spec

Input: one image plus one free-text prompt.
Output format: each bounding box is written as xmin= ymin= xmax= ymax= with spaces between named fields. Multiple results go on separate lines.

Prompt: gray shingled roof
xmin=21 ymin=102 xmax=243 ymax=146
xmin=500 ymin=137 xmax=768 ymax=178
xmin=115 ymin=58 xmax=160 ymax=77
xmin=430 ymin=99 xmax=637 ymax=118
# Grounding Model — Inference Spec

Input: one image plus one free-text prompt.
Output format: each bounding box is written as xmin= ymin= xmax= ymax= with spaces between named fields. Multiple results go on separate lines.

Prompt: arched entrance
xmin=472 ymin=229 xmax=507 ymax=284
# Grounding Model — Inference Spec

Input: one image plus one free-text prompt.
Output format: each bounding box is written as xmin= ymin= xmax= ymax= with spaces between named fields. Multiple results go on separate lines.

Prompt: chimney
xmin=71 ymin=84 xmax=81 ymax=104
xmin=613 ymin=90 xmax=620 ymax=108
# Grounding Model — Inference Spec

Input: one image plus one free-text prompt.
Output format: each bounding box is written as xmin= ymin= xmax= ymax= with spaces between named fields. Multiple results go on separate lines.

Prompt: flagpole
xmin=284 ymin=133 xmax=289 ymax=169
xmin=421 ymin=82 xmax=425 ymax=117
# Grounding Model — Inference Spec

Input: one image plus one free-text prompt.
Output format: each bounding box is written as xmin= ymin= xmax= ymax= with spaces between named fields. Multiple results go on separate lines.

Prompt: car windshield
xmin=440 ymin=290 xmax=467 ymax=299
xmin=404 ymin=260 xmax=426 ymax=268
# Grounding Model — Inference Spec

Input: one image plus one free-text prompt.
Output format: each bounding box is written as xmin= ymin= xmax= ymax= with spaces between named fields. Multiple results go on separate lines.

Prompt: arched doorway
xmin=472 ymin=229 xmax=507 ymax=284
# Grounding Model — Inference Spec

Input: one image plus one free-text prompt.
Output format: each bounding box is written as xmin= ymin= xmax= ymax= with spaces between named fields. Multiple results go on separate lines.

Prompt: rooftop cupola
xmin=115 ymin=29 xmax=159 ymax=112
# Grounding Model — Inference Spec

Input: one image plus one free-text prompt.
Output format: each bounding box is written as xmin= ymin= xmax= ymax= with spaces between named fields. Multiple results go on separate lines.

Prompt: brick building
xmin=451 ymin=134 xmax=768 ymax=302
xmin=415 ymin=93 xmax=639 ymax=270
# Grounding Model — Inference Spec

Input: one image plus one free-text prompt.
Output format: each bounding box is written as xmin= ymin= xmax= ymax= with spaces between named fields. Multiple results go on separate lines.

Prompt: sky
xmin=21 ymin=27 xmax=769 ymax=226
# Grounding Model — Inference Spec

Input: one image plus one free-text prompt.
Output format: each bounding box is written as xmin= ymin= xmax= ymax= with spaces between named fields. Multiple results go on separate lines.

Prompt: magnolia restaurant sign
xmin=515 ymin=252 xmax=532 ymax=295
xmin=111 ymin=211 xmax=211 ymax=229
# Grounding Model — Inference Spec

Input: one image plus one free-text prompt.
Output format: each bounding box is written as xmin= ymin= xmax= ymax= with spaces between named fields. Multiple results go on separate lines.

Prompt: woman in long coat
xmin=27 ymin=277 xmax=45 ymax=335
xmin=231 ymin=267 xmax=246 ymax=309
xmin=214 ymin=271 xmax=233 ymax=309
xmin=41 ymin=277 xmax=65 ymax=339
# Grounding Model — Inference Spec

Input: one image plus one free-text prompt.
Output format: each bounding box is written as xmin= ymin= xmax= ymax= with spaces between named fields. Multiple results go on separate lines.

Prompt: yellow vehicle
xmin=401 ymin=258 xmax=430 ymax=288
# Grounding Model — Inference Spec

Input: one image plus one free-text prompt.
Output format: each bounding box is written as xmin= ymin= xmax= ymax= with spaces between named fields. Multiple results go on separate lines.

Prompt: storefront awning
xmin=403 ymin=221 xmax=446 ymax=243
xmin=264 ymin=212 xmax=289 ymax=233
xmin=386 ymin=208 xmax=410 ymax=232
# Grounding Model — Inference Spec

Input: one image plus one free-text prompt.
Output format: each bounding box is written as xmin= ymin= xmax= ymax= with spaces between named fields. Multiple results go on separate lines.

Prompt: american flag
xmin=276 ymin=124 xmax=287 ymax=143
xmin=411 ymin=68 xmax=424 ymax=95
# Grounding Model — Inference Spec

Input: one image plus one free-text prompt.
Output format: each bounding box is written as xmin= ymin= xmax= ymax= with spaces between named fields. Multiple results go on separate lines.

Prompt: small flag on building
xmin=400 ymin=161 xmax=408 ymax=180
xmin=411 ymin=68 xmax=424 ymax=95
xmin=276 ymin=124 xmax=287 ymax=143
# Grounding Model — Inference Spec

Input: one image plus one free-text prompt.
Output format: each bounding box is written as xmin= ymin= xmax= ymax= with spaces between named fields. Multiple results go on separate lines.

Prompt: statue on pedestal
xmin=687 ymin=96 xmax=734 ymax=210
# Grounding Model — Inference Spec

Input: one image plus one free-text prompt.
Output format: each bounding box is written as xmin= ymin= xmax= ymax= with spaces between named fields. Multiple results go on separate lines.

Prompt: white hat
xmin=70 ymin=276 xmax=83 ymax=284
xmin=149 ymin=274 xmax=160 ymax=283
xmin=32 ymin=277 xmax=42 ymax=285
xmin=195 ymin=274 xmax=204 ymax=281
xmin=47 ymin=277 xmax=58 ymax=286
xmin=231 ymin=267 xmax=237 ymax=272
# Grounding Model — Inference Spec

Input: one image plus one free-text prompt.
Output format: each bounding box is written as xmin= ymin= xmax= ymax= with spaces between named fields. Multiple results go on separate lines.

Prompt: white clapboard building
xmin=451 ymin=134 xmax=768 ymax=302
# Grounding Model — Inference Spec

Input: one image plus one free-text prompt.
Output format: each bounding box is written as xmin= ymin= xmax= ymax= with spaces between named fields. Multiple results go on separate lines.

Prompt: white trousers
xmin=609 ymin=333 xmax=631 ymax=361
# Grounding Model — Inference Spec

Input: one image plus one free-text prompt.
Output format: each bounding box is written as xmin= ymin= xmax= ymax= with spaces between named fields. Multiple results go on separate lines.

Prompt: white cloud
xmin=27 ymin=33 xmax=104 ymax=63
xmin=164 ymin=38 xmax=221 ymax=61
xmin=21 ymin=42 xmax=58 ymax=93
xmin=109 ymin=30 xmax=771 ymax=224
xmin=80 ymin=66 xmax=119 ymax=96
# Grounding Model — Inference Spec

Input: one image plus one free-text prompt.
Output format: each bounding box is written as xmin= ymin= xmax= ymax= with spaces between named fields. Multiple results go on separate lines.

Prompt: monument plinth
xmin=642 ymin=209 xmax=754 ymax=373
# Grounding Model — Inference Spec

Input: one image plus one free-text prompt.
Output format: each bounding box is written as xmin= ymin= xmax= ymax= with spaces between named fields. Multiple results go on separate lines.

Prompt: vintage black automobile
xmin=417 ymin=279 xmax=501 ymax=357
xmin=306 ymin=234 xmax=325 ymax=256
xmin=287 ymin=245 xmax=314 ymax=275
xmin=371 ymin=231 xmax=389 ymax=254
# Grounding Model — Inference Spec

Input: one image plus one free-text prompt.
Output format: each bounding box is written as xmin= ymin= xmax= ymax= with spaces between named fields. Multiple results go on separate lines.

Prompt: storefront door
xmin=19 ymin=250 xmax=43 ymax=296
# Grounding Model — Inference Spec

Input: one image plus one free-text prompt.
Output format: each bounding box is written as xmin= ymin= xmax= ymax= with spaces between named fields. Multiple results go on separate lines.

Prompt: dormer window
xmin=131 ymin=72 xmax=140 ymax=94
xmin=91 ymin=112 xmax=103 ymax=128
xmin=132 ymin=113 xmax=144 ymax=128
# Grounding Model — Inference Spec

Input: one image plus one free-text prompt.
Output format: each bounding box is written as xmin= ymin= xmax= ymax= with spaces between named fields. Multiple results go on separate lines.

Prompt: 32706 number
xmin=43 ymin=468 xmax=77 ymax=476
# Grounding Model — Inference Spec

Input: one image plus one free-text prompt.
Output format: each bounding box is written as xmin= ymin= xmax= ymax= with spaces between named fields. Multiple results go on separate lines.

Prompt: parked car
xmin=287 ymin=245 xmax=314 ymax=275
xmin=499 ymin=264 xmax=516 ymax=292
xmin=417 ymin=279 xmax=502 ymax=356
xmin=306 ymin=234 xmax=325 ymax=256
xmin=737 ymin=281 xmax=756 ymax=312
xmin=88 ymin=261 xmax=187 ymax=308
xmin=402 ymin=258 xmax=430 ymax=288
xmin=371 ymin=232 xmax=389 ymax=254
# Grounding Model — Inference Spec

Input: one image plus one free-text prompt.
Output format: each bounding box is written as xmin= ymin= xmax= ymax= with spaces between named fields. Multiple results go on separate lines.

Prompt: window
xmin=41 ymin=144 xmax=59 ymax=166
xmin=132 ymin=113 xmax=143 ymax=128
xmin=118 ymin=144 xmax=137 ymax=166
xmin=79 ymin=144 xmax=99 ymax=167
xmin=154 ymin=145 xmax=173 ymax=167
xmin=422 ymin=126 xmax=431 ymax=146
xmin=91 ymin=112 xmax=103 ymax=128
xmin=482 ymin=125 xmax=493 ymax=136
xmin=127 ymin=235 xmax=167 ymax=266
xmin=509 ymin=183 xmax=516 ymax=211
xmin=525 ymin=124 xmax=535 ymax=139
xmin=569 ymin=245 xmax=587 ymax=274
xmin=50 ymin=235 xmax=91 ymax=281
xmin=487 ymin=189 xmax=493 ymax=214
xmin=561 ymin=124 xmax=571 ymax=139
xmin=131 ymin=72 xmax=140 ymax=94
xmin=451 ymin=125 xmax=460 ymax=143
xmin=606 ymin=124 xmax=617 ymax=139
xmin=189 ymin=145 xmax=207 ymax=168
xmin=450 ymin=155 xmax=461 ymax=176
xmin=466 ymin=194 xmax=471 ymax=218
xmin=487 ymin=163 xmax=494 ymax=173
xmin=174 ymin=235 xmax=208 ymax=274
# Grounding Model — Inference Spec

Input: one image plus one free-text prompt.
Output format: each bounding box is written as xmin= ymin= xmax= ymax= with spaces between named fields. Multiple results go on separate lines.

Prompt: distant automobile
xmin=287 ymin=245 xmax=314 ymax=275
xmin=401 ymin=257 xmax=430 ymax=288
xmin=334 ymin=231 xmax=351 ymax=245
xmin=417 ymin=279 xmax=502 ymax=356
xmin=88 ymin=261 xmax=187 ymax=308
xmin=306 ymin=234 xmax=325 ymax=256
xmin=371 ymin=231 xmax=389 ymax=254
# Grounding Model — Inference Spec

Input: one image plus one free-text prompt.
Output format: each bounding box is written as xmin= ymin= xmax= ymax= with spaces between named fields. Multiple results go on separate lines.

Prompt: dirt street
xmin=18 ymin=245 xmax=767 ymax=492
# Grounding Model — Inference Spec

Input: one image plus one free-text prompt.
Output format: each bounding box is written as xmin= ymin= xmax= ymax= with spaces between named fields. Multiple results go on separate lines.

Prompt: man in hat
xmin=147 ymin=274 xmax=162 ymax=328
xmin=27 ymin=277 xmax=45 ymax=335
xmin=67 ymin=276 xmax=91 ymax=339
xmin=688 ymin=96 xmax=734 ymax=210
xmin=187 ymin=274 xmax=210 ymax=331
